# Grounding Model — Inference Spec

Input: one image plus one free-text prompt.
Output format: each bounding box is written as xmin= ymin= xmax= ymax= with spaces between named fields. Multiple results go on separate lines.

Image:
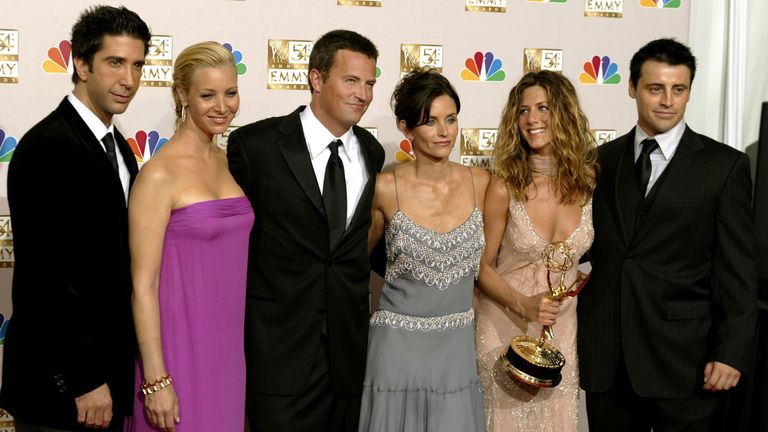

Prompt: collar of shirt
xmin=633 ymin=119 xmax=686 ymax=161
xmin=299 ymin=105 xmax=356 ymax=164
xmin=67 ymin=93 xmax=115 ymax=142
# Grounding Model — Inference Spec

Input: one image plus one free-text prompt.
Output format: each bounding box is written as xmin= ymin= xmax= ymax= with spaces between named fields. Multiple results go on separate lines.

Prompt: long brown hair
xmin=493 ymin=70 xmax=597 ymax=204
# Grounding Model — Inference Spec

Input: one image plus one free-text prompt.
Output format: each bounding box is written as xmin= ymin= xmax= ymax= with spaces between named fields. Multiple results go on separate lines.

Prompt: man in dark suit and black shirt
xmin=0 ymin=6 xmax=150 ymax=431
xmin=578 ymin=38 xmax=758 ymax=431
xmin=227 ymin=30 xmax=384 ymax=431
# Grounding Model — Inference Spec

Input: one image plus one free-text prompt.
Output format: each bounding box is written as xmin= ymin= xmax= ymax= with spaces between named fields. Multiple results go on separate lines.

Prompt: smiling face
xmin=518 ymin=85 xmax=552 ymax=155
xmin=73 ymin=34 xmax=146 ymax=126
xmin=180 ymin=65 xmax=239 ymax=137
xmin=309 ymin=49 xmax=377 ymax=137
xmin=629 ymin=60 xmax=691 ymax=136
xmin=403 ymin=94 xmax=458 ymax=161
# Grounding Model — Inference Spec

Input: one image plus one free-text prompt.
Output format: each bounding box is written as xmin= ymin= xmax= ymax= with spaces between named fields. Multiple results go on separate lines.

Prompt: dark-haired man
xmin=578 ymin=38 xmax=758 ymax=431
xmin=0 ymin=5 xmax=150 ymax=431
xmin=228 ymin=29 xmax=384 ymax=431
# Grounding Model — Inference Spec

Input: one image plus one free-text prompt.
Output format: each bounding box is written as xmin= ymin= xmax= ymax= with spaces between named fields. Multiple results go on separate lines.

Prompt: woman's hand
xmin=519 ymin=293 xmax=560 ymax=326
xmin=144 ymin=384 xmax=179 ymax=431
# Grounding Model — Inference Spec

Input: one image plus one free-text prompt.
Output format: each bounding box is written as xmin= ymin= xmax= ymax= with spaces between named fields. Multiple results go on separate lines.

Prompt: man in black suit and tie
xmin=578 ymin=38 xmax=758 ymax=431
xmin=227 ymin=30 xmax=384 ymax=431
xmin=0 ymin=6 xmax=150 ymax=431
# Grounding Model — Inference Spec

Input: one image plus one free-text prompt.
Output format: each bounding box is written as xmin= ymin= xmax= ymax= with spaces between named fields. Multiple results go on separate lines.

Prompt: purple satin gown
xmin=129 ymin=196 xmax=253 ymax=431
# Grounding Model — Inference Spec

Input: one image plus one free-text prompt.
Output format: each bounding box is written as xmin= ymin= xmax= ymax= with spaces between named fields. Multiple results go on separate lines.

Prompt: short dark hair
xmin=629 ymin=38 xmax=696 ymax=88
xmin=70 ymin=5 xmax=151 ymax=84
xmin=391 ymin=67 xmax=461 ymax=130
xmin=308 ymin=29 xmax=378 ymax=93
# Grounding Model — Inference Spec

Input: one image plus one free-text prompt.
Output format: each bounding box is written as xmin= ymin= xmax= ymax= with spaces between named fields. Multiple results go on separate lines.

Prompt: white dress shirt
xmin=633 ymin=119 xmax=686 ymax=196
xmin=68 ymin=94 xmax=130 ymax=204
xmin=300 ymin=105 xmax=368 ymax=228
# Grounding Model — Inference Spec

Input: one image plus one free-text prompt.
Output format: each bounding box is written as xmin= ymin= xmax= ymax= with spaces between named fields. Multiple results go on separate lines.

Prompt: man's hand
xmin=75 ymin=383 xmax=112 ymax=428
xmin=703 ymin=361 xmax=740 ymax=391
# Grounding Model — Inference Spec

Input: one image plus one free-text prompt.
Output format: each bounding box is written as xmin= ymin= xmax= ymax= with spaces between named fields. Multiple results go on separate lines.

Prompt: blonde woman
xmin=475 ymin=70 xmax=597 ymax=432
xmin=128 ymin=42 xmax=252 ymax=432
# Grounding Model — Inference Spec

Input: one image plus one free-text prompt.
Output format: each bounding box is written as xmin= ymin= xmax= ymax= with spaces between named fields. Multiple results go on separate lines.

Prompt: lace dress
xmin=475 ymin=195 xmax=593 ymax=432
xmin=358 ymin=170 xmax=486 ymax=432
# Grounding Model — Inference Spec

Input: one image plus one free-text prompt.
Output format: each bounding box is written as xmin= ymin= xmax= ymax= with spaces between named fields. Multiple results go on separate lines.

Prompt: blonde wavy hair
xmin=172 ymin=41 xmax=236 ymax=129
xmin=493 ymin=70 xmax=597 ymax=205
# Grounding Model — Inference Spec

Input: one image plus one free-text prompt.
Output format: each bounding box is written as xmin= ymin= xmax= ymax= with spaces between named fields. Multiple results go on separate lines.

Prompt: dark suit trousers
xmin=585 ymin=356 xmax=725 ymax=432
xmin=246 ymin=335 xmax=361 ymax=432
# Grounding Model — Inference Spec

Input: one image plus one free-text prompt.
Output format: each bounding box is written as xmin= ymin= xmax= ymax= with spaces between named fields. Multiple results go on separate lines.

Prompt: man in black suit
xmin=227 ymin=30 xmax=384 ymax=431
xmin=0 ymin=6 xmax=150 ymax=431
xmin=578 ymin=38 xmax=758 ymax=431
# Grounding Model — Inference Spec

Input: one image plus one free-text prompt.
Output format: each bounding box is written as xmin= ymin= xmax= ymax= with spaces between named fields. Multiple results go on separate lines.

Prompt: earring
xmin=181 ymin=105 xmax=187 ymax=123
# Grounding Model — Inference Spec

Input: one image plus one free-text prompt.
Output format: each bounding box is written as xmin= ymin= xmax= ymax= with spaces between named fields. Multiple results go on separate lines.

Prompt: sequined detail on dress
xmin=384 ymin=208 xmax=484 ymax=290
xmin=370 ymin=308 xmax=475 ymax=332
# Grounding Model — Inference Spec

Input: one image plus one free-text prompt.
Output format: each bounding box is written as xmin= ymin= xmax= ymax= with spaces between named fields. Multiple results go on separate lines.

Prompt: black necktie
xmin=635 ymin=138 xmax=659 ymax=196
xmin=323 ymin=140 xmax=347 ymax=248
xmin=102 ymin=132 xmax=118 ymax=174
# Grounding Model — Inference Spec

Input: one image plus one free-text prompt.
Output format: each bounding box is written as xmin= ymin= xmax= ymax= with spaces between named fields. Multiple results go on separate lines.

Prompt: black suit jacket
xmin=578 ymin=126 xmax=758 ymax=398
xmin=227 ymin=106 xmax=385 ymax=396
xmin=0 ymin=98 xmax=138 ymax=428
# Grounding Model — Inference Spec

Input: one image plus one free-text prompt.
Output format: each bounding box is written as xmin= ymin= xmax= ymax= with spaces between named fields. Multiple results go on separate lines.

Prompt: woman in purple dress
xmin=128 ymin=41 xmax=253 ymax=432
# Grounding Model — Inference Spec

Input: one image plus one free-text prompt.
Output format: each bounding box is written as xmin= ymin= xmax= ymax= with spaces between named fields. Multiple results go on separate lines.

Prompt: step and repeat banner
xmin=0 ymin=0 xmax=687 ymax=427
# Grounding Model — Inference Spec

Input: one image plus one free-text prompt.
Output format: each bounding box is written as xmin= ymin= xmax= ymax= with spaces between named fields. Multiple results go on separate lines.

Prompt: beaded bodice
xmin=384 ymin=208 xmax=484 ymax=290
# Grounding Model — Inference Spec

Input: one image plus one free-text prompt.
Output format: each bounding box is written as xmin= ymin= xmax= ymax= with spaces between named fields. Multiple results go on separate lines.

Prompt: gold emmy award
xmin=501 ymin=241 xmax=590 ymax=387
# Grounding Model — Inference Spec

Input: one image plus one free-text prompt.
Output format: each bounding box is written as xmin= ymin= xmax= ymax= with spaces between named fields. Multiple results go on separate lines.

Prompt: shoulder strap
xmin=393 ymin=168 xmax=401 ymax=210
xmin=467 ymin=166 xmax=477 ymax=207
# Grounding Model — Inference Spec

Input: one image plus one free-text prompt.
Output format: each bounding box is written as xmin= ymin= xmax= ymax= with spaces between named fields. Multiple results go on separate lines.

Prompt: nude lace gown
xmin=475 ymin=197 xmax=592 ymax=432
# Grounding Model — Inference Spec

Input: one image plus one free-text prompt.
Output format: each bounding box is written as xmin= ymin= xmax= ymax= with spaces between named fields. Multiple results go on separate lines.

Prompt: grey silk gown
xmin=358 ymin=171 xmax=486 ymax=432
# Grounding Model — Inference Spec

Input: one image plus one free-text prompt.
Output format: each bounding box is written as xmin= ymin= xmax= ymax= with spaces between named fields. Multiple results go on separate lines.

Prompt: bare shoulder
xmin=134 ymin=153 xmax=172 ymax=187
xmin=469 ymin=166 xmax=490 ymax=187
xmin=487 ymin=175 xmax=509 ymax=200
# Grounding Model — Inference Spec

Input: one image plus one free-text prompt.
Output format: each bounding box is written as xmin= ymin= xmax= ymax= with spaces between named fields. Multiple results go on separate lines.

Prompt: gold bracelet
xmin=141 ymin=374 xmax=173 ymax=395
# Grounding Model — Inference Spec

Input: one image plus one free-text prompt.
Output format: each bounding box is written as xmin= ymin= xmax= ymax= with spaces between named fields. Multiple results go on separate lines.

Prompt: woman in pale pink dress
xmin=475 ymin=70 xmax=597 ymax=432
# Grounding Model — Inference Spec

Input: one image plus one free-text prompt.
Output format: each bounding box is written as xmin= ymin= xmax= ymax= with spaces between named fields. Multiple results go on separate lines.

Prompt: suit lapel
xmin=277 ymin=107 xmax=325 ymax=215
xmin=629 ymin=127 xmax=705 ymax=245
xmin=114 ymin=130 xmax=139 ymax=185
xmin=603 ymin=132 xmax=636 ymax=245
xmin=57 ymin=98 xmax=128 ymax=196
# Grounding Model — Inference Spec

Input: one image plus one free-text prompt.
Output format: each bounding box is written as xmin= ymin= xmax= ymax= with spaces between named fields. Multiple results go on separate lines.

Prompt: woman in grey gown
xmin=358 ymin=68 xmax=489 ymax=432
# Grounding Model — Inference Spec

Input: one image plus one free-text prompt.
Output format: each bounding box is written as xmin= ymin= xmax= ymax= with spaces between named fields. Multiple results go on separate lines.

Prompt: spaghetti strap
xmin=467 ymin=166 xmax=477 ymax=207
xmin=393 ymin=168 xmax=401 ymax=210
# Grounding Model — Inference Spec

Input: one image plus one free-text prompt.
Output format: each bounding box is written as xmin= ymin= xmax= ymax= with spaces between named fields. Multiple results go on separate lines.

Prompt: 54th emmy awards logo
xmin=585 ymin=0 xmax=623 ymax=18
xmin=0 ymin=30 xmax=19 ymax=84
xmin=460 ymin=128 xmax=497 ymax=169
xmin=215 ymin=125 xmax=240 ymax=151
xmin=523 ymin=48 xmax=563 ymax=73
xmin=465 ymin=0 xmax=506 ymax=13
xmin=267 ymin=39 xmax=313 ymax=90
xmin=142 ymin=35 xmax=173 ymax=87
xmin=592 ymin=129 xmax=616 ymax=146
xmin=337 ymin=0 xmax=381 ymax=6
xmin=400 ymin=44 xmax=443 ymax=77
xmin=0 ymin=216 xmax=13 ymax=268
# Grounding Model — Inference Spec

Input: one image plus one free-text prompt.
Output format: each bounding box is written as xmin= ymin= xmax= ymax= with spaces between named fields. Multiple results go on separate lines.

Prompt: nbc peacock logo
xmin=223 ymin=43 xmax=248 ymax=76
xmin=395 ymin=139 xmax=415 ymax=163
xmin=128 ymin=130 xmax=168 ymax=164
xmin=42 ymin=40 xmax=73 ymax=74
xmin=0 ymin=129 xmax=17 ymax=163
xmin=640 ymin=0 xmax=680 ymax=8
xmin=461 ymin=51 xmax=506 ymax=82
xmin=0 ymin=315 xmax=7 ymax=359
xmin=579 ymin=55 xmax=621 ymax=85
xmin=0 ymin=314 xmax=8 ymax=345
